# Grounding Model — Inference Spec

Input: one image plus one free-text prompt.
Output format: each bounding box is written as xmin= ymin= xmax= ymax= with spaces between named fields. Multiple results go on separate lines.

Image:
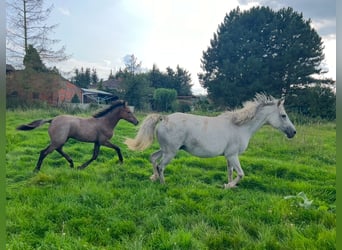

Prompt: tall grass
xmin=6 ymin=109 xmax=335 ymax=249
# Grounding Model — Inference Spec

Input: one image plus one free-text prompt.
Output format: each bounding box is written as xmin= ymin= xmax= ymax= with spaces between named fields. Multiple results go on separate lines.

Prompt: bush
xmin=286 ymin=86 xmax=336 ymax=121
xmin=71 ymin=94 xmax=80 ymax=103
xmin=177 ymin=101 xmax=192 ymax=112
xmin=153 ymin=88 xmax=177 ymax=112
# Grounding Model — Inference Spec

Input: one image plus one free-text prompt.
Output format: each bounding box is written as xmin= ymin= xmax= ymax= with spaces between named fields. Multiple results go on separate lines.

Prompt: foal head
xmin=266 ymin=97 xmax=296 ymax=138
xmin=93 ymin=100 xmax=139 ymax=125
xmin=118 ymin=102 xmax=139 ymax=125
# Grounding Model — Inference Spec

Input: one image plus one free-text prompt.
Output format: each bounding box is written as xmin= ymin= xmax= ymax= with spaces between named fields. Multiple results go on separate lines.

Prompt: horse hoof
xmin=150 ymin=174 xmax=158 ymax=181
xmin=224 ymin=183 xmax=237 ymax=189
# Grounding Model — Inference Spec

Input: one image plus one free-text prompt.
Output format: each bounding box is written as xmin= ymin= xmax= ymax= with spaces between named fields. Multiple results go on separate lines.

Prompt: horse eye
xmin=281 ymin=114 xmax=287 ymax=119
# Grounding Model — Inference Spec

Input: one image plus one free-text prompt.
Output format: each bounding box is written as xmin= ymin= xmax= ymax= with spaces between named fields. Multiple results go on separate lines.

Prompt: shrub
xmin=286 ymin=86 xmax=336 ymax=120
xmin=153 ymin=88 xmax=177 ymax=112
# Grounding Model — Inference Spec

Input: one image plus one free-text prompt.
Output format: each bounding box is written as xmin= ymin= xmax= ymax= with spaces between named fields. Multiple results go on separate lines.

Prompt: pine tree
xmin=199 ymin=6 xmax=324 ymax=107
xmin=23 ymin=44 xmax=46 ymax=72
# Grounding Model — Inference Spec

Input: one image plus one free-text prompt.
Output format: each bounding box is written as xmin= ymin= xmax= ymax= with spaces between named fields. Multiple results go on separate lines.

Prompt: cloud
xmin=50 ymin=58 xmax=115 ymax=81
xmin=103 ymin=60 xmax=111 ymax=67
xmin=47 ymin=0 xmax=335 ymax=95
xmin=237 ymin=0 xmax=336 ymax=35
xmin=58 ymin=7 xmax=71 ymax=16
xmin=321 ymin=34 xmax=336 ymax=79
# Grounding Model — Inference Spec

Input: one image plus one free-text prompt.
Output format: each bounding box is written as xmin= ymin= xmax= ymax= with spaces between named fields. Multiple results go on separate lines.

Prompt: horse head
xmin=267 ymin=97 xmax=296 ymax=138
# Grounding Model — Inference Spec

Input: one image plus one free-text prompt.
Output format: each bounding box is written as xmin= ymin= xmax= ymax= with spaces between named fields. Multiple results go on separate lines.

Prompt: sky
xmin=46 ymin=0 xmax=336 ymax=95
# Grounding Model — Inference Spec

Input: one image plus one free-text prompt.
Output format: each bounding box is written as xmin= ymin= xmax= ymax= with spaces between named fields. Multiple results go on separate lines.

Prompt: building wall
xmin=6 ymin=70 xmax=82 ymax=106
xmin=57 ymin=81 xmax=82 ymax=105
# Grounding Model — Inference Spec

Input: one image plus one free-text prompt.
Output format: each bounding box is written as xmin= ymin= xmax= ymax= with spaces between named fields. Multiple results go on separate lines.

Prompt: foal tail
xmin=125 ymin=114 xmax=162 ymax=151
xmin=16 ymin=119 xmax=52 ymax=131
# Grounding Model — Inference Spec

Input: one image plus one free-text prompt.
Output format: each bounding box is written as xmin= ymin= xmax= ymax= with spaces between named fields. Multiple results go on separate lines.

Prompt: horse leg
xmin=226 ymin=159 xmax=233 ymax=183
xmin=155 ymin=151 xmax=176 ymax=184
xmin=102 ymin=141 xmax=123 ymax=163
xmin=34 ymin=144 xmax=56 ymax=172
xmin=78 ymin=143 xmax=100 ymax=170
xmin=149 ymin=149 xmax=163 ymax=181
xmin=224 ymin=155 xmax=245 ymax=189
xmin=56 ymin=147 xmax=74 ymax=168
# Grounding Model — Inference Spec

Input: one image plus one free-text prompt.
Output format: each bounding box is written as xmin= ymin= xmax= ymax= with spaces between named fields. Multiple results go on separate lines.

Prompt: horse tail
xmin=16 ymin=119 xmax=52 ymax=131
xmin=125 ymin=114 xmax=162 ymax=151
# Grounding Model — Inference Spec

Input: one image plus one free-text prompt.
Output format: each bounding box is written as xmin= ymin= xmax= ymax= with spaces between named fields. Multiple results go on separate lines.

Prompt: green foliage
xmin=90 ymin=68 xmax=99 ymax=85
xmin=149 ymin=64 xmax=193 ymax=96
xmin=71 ymin=67 xmax=92 ymax=88
xmin=286 ymin=85 xmax=336 ymax=120
xmin=23 ymin=45 xmax=47 ymax=72
xmin=284 ymin=192 xmax=313 ymax=209
xmin=199 ymin=6 xmax=325 ymax=108
xmin=153 ymin=88 xmax=178 ymax=112
xmin=177 ymin=101 xmax=192 ymax=112
xmin=6 ymin=110 xmax=335 ymax=249
xmin=121 ymin=73 xmax=151 ymax=110
xmin=71 ymin=94 xmax=80 ymax=103
xmin=113 ymin=63 xmax=192 ymax=111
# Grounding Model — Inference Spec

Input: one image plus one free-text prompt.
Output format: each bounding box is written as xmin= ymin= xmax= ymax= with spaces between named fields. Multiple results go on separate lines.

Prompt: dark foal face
xmin=120 ymin=105 xmax=139 ymax=125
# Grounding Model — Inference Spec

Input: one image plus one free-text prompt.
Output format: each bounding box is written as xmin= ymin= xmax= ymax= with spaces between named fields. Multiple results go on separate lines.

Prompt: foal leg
xmin=78 ymin=143 xmax=100 ymax=170
xmin=150 ymin=149 xmax=163 ymax=181
xmin=56 ymin=147 xmax=74 ymax=168
xmin=34 ymin=144 xmax=56 ymax=172
xmin=224 ymin=155 xmax=245 ymax=189
xmin=102 ymin=141 xmax=123 ymax=163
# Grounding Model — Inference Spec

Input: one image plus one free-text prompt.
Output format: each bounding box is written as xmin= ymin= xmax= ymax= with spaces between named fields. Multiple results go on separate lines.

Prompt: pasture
xmin=6 ymin=108 xmax=335 ymax=249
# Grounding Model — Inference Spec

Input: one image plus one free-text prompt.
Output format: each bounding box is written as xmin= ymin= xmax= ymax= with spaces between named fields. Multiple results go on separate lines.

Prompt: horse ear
xmin=277 ymin=98 xmax=285 ymax=107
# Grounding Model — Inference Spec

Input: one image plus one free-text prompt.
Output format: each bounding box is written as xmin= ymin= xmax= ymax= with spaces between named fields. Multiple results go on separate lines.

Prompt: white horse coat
xmin=125 ymin=94 xmax=296 ymax=188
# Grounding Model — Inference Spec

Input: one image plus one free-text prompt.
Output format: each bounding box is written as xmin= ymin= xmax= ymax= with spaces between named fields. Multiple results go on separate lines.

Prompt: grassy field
xmin=6 ymin=108 xmax=335 ymax=249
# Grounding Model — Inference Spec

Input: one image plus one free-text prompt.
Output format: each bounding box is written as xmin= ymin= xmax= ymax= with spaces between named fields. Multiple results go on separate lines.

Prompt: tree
xmin=286 ymin=84 xmax=335 ymax=120
xmin=91 ymin=68 xmax=99 ymax=85
xmin=6 ymin=0 xmax=69 ymax=67
xmin=149 ymin=64 xmax=193 ymax=96
xmin=72 ymin=67 xmax=91 ymax=88
xmin=199 ymin=6 xmax=325 ymax=108
xmin=174 ymin=65 xmax=193 ymax=96
xmin=149 ymin=64 xmax=168 ymax=89
xmin=121 ymin=73 xmax=151 ymax=110
xmin=123 ymin=54 xmax=142 ymax=75
xmin=23 ymin=44 xmax=46 ymax=72
xmin=108 ymin=69 xmax=115 ymax=80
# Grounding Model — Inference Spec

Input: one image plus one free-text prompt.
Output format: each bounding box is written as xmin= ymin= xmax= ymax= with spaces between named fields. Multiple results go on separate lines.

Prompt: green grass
xmin=6 ymin=109 xmax=335 ymax=249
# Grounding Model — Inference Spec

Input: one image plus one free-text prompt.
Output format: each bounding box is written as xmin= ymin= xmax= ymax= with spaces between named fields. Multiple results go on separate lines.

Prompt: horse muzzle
xmin=285 ymin=128 xmax=296 ymax=138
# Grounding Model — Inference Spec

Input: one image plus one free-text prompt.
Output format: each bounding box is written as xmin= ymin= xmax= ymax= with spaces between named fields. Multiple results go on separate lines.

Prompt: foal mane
xmin=92 ymin=100 xmax=126 ymax=118
xmin=223 ymin=93 xmax=278 ymax=126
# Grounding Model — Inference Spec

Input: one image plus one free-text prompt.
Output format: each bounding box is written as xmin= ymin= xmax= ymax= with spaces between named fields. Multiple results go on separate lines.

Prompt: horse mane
xmin=222 ymin=93 xmax=278 ymax=125
xmin=92 ymin=100 xmax=126 ymax=118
